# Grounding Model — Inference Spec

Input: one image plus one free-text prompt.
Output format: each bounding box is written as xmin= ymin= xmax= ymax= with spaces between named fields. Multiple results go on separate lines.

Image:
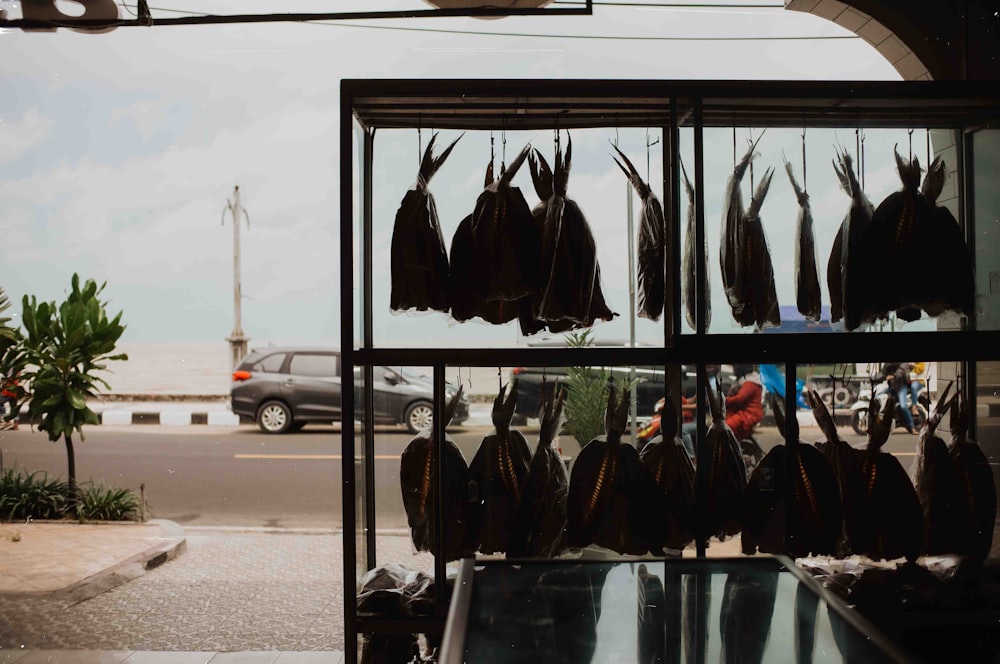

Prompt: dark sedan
xmin=231 ymin=348 xmax=469 ymax=434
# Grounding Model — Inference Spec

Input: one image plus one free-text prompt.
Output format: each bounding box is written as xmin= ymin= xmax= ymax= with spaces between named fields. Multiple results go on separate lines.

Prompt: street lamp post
xmin=223 ymin=185 xmax=250 ymax=370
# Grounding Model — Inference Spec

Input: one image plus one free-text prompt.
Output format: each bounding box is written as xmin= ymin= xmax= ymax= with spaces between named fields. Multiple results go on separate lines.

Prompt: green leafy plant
xmin=15 ymin=275 xmax=127 ymax=510
xmin=76 ymin=482 xmax=140 ymax=521
xmin=0 ymin=469 xmax=69 ymax=521
xmin=563 ymin=330 xmax=610 ymax=447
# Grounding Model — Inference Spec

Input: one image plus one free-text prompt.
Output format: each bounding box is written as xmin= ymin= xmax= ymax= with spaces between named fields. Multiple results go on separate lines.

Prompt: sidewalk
xmin=0 ymin=520 xmax=345 ymax=664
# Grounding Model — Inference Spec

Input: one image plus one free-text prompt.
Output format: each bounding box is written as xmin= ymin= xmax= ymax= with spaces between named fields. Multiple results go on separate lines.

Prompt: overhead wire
xmin=100 ymin=2 xmax=858 ymax=41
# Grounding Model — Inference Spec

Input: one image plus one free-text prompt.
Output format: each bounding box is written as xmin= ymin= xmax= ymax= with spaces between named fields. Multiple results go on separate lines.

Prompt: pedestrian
xmin=1 ymin=369 xmax=17 ymax=430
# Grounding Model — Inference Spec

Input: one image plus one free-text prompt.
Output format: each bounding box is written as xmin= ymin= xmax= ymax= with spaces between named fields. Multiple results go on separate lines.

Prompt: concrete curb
xmin=96 ymin=410 xmax=241 ymax=426
xmin=55 ymin=519 xmax=187 ymax=602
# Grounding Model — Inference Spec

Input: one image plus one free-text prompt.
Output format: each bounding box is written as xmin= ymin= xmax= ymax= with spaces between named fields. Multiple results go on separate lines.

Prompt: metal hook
xmin=908 ymin=127 xmax=915 ymax=161
xmin=747 ymin=128 xmax=755 ymax=193
xmin=645 ymin=127 xmax=659 ymax=183
xmin=417 ymin=126 xmax=422 ymax=168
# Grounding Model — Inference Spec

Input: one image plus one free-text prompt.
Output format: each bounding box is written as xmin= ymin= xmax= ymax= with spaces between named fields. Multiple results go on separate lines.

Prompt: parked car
xmin=510 ymin=360 xmax=735 ymax=424
xmin=231 ymin=348 xmax=469 ymax=434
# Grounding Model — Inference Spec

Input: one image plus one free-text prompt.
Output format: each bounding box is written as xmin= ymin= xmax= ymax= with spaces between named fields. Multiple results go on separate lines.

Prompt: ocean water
xmin=94 ymin=342 xmax=232 ymax=397
xmin=93 ymin=343 xmax=506 ymax=399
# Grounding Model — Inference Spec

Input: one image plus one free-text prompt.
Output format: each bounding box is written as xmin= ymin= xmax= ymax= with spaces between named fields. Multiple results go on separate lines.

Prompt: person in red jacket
xmin=724 ymin=364 xmax=764 ymax=442
xmin=1 ymin=370 xmax=18 ymax=430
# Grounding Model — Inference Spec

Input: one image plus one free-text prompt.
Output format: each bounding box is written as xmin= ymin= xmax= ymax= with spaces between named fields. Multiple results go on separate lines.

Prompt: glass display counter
xmin=440 ymin=556 xmax=911 ymax=664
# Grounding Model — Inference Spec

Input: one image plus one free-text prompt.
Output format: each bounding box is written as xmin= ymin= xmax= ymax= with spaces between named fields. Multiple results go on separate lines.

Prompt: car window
xmin=289 ymin=353 xmax=338 ymax=378
xmin=252 ymin=353 xmax=287 ymax=373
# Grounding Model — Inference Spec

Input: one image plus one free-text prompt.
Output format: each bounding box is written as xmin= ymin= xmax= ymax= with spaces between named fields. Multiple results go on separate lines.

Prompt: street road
xmin=0 ymin=421 xmax=942 ymax=531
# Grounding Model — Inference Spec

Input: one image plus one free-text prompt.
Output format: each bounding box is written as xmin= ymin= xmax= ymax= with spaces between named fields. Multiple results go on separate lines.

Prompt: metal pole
xmin=627 ymin=175 xmax=638 ymax=444
xmin=224 ymin=185 xmax=249 ymax=370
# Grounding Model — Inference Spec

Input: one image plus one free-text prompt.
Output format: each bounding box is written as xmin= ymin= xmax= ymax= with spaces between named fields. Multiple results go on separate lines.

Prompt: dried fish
xmin=809 ymin=389 xmax=867 ymax=557
xmin=536 ymin=135 xmax=617 ymax=328
xmin=829 ymin=150 xmax=874 ymax=330
xmin=390 ymin=132 xmax=461 ymax=314
xmin=398 ymin=387 xmax=473 ymax=561
xmin=720 ymin=143 xmax=756 ymax=326
xmin=612 ymin=144 xmax=666 ymax=321
xmin=638 ymin=396 xmax=696 ymax=550
xmin=741 ymin=167 xmax=780 ymax=329
xmin=681 ymin=158 xmax=710 ymax=330
xmin=467 ymin=380 xmax=532 ymax=555
xmin=949 ymin=395 xmax=997 ymax=561
xmin=918 ymin=157 xmax=976 ymax=320
xmin=911 ymin=382 xmax=966 ymax=555
xmin=696 ymin=382 xmax=747 ymax=541
xmin=785 ymin=158 xmax=822 ymax=322
xmin=742 ymin=394 xmax=842 ymax=558
xmin=508 ymin=386 xmax=570 ymax=558
xmin=567 ymin=381 xmax=662 ymax=554
xmin=854 ymin=389 xmax=924 ymax=562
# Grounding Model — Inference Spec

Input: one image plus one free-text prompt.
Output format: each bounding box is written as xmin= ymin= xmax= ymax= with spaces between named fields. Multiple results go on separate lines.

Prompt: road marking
xmin=234 ymin=454 xmax=400 ymax=460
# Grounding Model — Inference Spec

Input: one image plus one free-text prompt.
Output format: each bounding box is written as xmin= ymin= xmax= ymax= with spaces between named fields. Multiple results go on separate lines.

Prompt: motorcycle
xmin=850 ymin=378 xmax=931 ymax=436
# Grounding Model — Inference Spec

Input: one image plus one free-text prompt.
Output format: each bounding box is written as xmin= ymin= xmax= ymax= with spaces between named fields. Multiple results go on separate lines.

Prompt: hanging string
xmin=748 ymin=128 xmax=755 ymax=193
xmin=908 ymin=127 xmax=914 ymax=162
xmin=926 ymin=129 xmax=931 ymax=168
xmin=614 ymin=117 xmax=620 ymax=149
xmin=490 ymin=131 xmax=495 ymax=168
xmin=646 ymin=127 xmax=659 ymax=183
xmin=801 ymin=127 xmax=807 ymax=191
xmin=417 ymin=125 xmax=422 ymax=168
xmin=732 ymin=125 xmax=737 ymax=169
xmin=498 ymin=367 xmax=502 ymax=393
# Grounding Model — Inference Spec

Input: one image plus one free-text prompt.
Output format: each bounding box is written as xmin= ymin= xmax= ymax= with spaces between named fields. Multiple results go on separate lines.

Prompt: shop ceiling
xmin=348 ymin=79 xmax=1000 ymax=131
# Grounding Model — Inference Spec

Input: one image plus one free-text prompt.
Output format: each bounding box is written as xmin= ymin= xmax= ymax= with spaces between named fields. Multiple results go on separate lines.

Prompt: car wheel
xmin=258 ymin=400 xmax=292 ymax=434
xmin=404 ymin=401 xmax=434 ymax=434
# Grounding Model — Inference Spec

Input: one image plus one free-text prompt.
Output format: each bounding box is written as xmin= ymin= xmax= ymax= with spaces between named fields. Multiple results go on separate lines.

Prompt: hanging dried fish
xmin=785 ymin=158 xmax=822 ymax=322
xmin=472 ymin=143 xmax=542 ymax=303
xmin=741 ymin=166 xmax=780 ymax=329
xmin=720 ymin=142 xmax=757 ymax=327
xmin=864 ymin=148 xmax=930 ymax=324
xmin=911 ymin=382 xmax=965 ymax=555
xmin=917 ymin=157 xmax=976 ymax=321
xmin=466 ymin=379 xmax=532 ymax=555
xmin=637 ymin=564 xmax=667 ymax=664
xmin=508 ymin=386 xmax=570 ymax=558
xmin=681 ymin=158 xmax=710 ymax=330
xmin=638 ymin=396 xmax=696 ymax=550
xmin=611 ymin=144 xmax=666 ymax=321
xmin=536 ymin=134 xmax=617 ymax=328
xmin=854 ymin=389 xmax=924 ymax=562
xmin=390 ymin=132 xmax=462 ymax=314
xmin=719 ymin=570 xmax=779 ymax=664
xmin=949 ymin=395 xmax=997 ymax=561
xmin=742 ymin=394 xmax=842 ymax=558
xmin=398 ymin=387 xmax=473 ymax=561
xmin=808 ymin=389 xmax=867 ymax=557
xmin=450 ymin=158 xmax=541 ymax=332
xmin=696 ymin=382 xmax=746 ymax=541
xmin=828 ymin=150 xmax=874 ymax=329
xmin=567 ymin=381 xmax=662 ymax=554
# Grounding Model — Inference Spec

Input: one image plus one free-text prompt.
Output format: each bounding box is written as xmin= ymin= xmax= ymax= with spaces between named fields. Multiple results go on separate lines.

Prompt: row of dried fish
xmin=720 ymin=141 xmax=975 ymax=332
xmin=391 ymin=133 xmax=618 ymax=336
xmin=400 ymin=374 xmax=993 ymax=563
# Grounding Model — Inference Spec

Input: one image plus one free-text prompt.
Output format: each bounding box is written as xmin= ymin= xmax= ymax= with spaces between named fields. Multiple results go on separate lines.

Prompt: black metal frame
xmin=340 ymin=78 xmax=1000 ymax=662
xmin=0 ymin=2 xmax=593 ymax=30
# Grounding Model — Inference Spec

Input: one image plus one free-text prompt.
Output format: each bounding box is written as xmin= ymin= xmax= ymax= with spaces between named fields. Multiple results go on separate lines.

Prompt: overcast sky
xmin=0 ymin=0 xmax=904 ymax=346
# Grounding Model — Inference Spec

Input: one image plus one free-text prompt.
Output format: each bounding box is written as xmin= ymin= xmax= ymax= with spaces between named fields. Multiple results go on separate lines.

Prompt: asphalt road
xmin=0 ymin=421 xmax=940 ymax=532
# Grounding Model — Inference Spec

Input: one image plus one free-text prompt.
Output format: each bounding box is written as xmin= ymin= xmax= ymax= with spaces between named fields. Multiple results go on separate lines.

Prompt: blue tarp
xmin=759 ymin=363 xmax=808 ymax=410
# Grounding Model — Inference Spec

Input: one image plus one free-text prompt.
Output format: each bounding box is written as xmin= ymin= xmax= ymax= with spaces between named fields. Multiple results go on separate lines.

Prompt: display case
xmin=340 ymin=79 xmax=1000 ymax=663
